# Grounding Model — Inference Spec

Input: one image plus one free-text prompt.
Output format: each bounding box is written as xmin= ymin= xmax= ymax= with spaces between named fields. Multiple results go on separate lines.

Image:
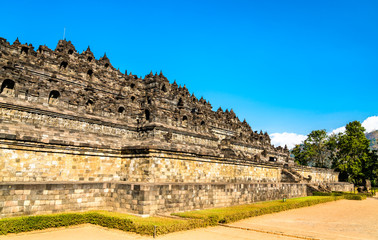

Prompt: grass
xmin=0 ymin=211 xmax=208 ymax=236
xmin=171 ymin=196 xmax=344 ymax=224
xmin=91 ymin=210 xmax=209 ymax=235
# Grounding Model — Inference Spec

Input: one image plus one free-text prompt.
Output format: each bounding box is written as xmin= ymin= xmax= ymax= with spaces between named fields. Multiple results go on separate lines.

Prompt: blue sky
xmin=1 ymin=0 xmax=377 ymax=146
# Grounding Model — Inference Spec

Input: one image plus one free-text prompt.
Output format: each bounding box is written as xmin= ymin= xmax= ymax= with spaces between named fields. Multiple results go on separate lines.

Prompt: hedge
xmin=343 ymin=194 xmax=367 ymax=200
xmin=0 ymin=212 xmax=209 ymax=236
xmin=312 ymin=191 xmax=372 ymax=199
xmin=172 ymin=196 xmax=344 ymax=224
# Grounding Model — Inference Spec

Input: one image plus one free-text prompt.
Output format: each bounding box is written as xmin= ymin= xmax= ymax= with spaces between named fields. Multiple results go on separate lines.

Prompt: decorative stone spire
xmin=55 ymin=39 xmax=76 ymax=53
xmin=230 ymin=109 xmax=236 ymax=117
xmin=84 ymin=46 xmax=93 ymax=54
xmin=100 ymin=53 xmax=109 ymax=62
xmin=82 ymin=46 xmax=94 ymax=58
xmin=172 ymin=80 xmax=178 ymax=88
xmin=146 ymin=70 xmax=153 ymax=78
xmin=13 ymin=37 xmax=21 ymax=46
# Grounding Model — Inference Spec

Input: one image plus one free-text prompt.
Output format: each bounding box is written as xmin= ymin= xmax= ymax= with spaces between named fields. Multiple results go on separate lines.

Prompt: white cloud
xmin=330 ymin=126 xmax=345 ymax=135
xmin=270 ymin=132 xmax=307 ymax=149
xmin=270 ymin=116 xmax=378 ymax=150
xmin=362 ymin=116 xmax=378 ymax=133
xmin=329 ymin=116 xmax=378 ymax=135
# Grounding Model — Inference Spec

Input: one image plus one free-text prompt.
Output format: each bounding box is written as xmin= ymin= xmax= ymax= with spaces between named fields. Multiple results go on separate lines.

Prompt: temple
xmin=0 ymin=37 xmax=352 ymax=218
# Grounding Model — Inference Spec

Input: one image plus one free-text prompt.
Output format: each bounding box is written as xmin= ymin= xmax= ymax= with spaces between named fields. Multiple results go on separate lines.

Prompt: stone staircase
xmin=281 ymin=167 xmax=331 ymax=193
xmin=281 ymin=168 xmax=311 ymax=183
xmin=306 ymin=183 xmax=332 ymax=193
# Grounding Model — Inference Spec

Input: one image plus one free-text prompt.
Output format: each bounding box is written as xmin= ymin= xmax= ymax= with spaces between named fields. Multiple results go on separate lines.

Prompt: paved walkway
xmin=229 ymin=197 xmax=378 ymax=240
xmin=2 ymin=197 xmax=378 ymax=240
xmin=1 ymin=224 xmax=298 ymax=240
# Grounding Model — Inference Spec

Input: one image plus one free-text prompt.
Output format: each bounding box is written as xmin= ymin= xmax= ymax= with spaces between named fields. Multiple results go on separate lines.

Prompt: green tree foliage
xmin=292 ymin=121 xmax=378 ymax=185
xmin=366 ymin=150 xmax=378 ymax=187
xmin=291 ymin=144 xmax=310 ymax=166
xmin=306 ymin=130 xmax=330 ymax=167
xmin=292 ymin=130 xmax=332 ymax=168
xmin=334 ymin=121 xmax=371 ymax=184
xmin=326 ymin=133 xmax=342 ymax=168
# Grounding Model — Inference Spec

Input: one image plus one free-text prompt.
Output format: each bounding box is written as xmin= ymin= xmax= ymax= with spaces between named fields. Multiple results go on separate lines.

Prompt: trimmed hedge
xmin=0 ymin=214 xmax=85 ymax=234
xmin=172 ymin=196 xmax=344 ymax=224
xmin=312 ymin=191 xmax=372 ymax=200
xmin=0 ymin=212 xmax=208 ymax=236
xmin=344 ymin=194 xmax=367 ymax=200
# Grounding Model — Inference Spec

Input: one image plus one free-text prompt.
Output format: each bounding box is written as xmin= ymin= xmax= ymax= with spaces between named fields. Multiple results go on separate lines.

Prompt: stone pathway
xmin=229 ymin=197 xmax=378 ymax=240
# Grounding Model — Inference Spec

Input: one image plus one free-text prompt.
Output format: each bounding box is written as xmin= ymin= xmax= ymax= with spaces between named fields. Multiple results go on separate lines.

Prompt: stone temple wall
xmin=0 ymin=182 xmax=308 ymax=218
xmin=0 ymin=181 xmax=353 ymax=218
xmin=1 ymin=139 xmax=339 ymax=184
xmin=113 ymin=182 xmax=309 ymax=215
xmin=0 ymin=140 xmax=283 ymax=183
xmin=295 ymin=166 xmax=338 ymax=183
xmin=0 ymin=182 xmax=113 ymax=218
xmin=0 ymin=139 xmax=347 ymax=218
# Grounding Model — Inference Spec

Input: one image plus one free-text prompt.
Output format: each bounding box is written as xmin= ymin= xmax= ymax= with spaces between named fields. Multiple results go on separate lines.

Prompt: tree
xmin=292 ymin=120 xmax=378 ymax=186
xmin=292 ymin=144 xmax=311 ymax=166
xmin=334 ymin=121 xmax=371 ymax=184
xmin=327 ymin=133 xmax=342 ymax=168
xmin=305 ymin=130 xmax=331 ymax=168
xmin=292 ymin=129 xmax=331 ymax=168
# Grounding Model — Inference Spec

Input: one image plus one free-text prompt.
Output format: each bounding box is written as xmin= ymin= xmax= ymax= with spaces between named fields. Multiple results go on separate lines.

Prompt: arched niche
xmin=145 ymin=109 xmax=150 ymax=121
xmin=87 ymin=69 xmax=93 ymax=77
xmin=182 ymin=115 xmax=188 ymax=127
xmin=161 ymin=84 xmax=167 ymax=92
xmin=60 ymin=61 xmax=68 ymax=69
xmin=86 ymin=99 xmax=94 ymax=112
xmin=0 ymin=79 xmax=15 ymax=96
xmin=118 ymin=106 xmax=125 ymax=114
xmin=48 ymin=90 xmax=60 ymax=105
xmin=177 ymin=98 xmax=184 ymax=109
xmin=20 ymin=46 xmax=29 ymax=55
